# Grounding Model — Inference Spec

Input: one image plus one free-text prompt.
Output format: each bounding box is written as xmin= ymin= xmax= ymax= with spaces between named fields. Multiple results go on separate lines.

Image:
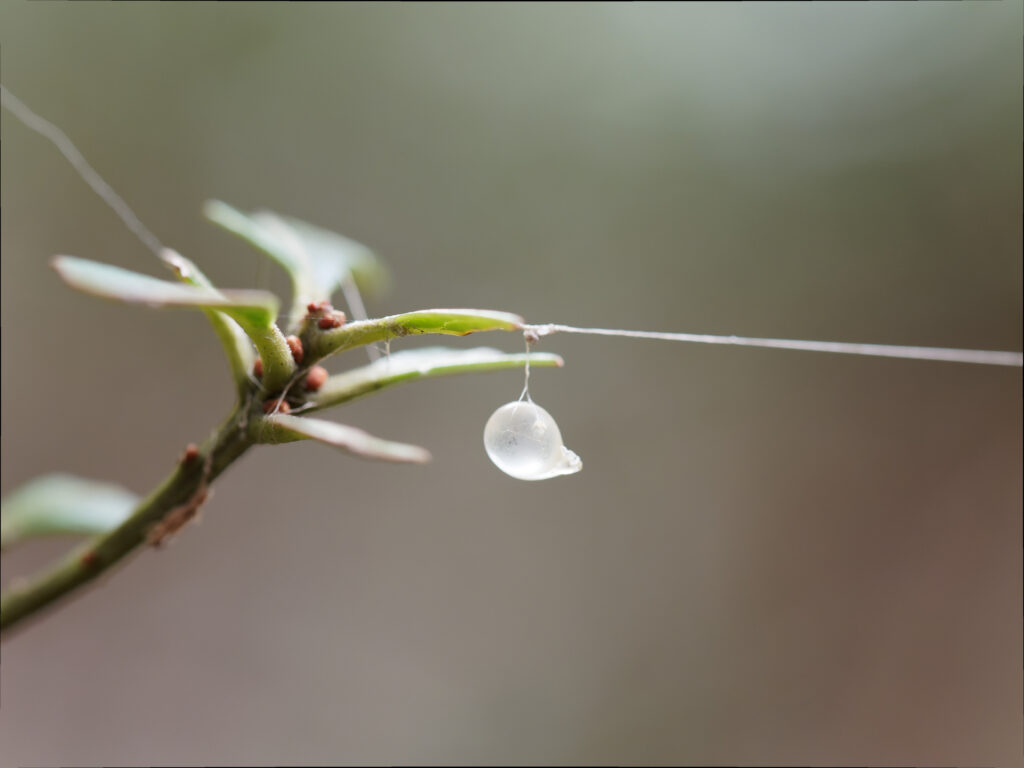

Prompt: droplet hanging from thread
xmin=483 ymin=330 xmax=582 ymax=481
xmin=484 ymin=401 xmax=582 ymax=481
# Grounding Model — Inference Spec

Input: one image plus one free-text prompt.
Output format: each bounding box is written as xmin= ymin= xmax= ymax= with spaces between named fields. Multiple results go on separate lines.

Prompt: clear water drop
xmin=484 ymin=401 xmax=582 ymax=481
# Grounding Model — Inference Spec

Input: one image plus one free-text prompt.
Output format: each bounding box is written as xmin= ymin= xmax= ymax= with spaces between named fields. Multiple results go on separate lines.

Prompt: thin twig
xmin=0 ymin=410 xmax=252 ymax=635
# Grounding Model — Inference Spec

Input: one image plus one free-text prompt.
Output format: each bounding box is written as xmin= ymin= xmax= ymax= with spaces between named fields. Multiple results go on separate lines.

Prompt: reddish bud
xmin=286 ymin=335 xmax=304 ymax=364
xmin=263 ymin=399 xmax=291 ymax=415
xmin=181 ymin=444 xmax=200 ymax=465
xmin=253 ymin=358 xmax=264 ymax=378
xmin=304 ymin=365 xmax=329 ymax=392
xmin=318 ymin=311 xmax=346 ymax=330
xmin=80 ymin=551 xmax=99 ymax=568
xmin=307 ymin=300 xmax=333 ymax=316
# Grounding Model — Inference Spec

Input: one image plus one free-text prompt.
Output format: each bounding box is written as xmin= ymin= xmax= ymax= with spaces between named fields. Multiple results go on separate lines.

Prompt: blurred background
xmin=1 ymin=3 xmax=1021 ymax=765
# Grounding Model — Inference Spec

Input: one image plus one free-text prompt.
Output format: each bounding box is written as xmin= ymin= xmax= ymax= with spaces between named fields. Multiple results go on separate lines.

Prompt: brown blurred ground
xmin=1 ymin=4 xmax=1021 ymax=765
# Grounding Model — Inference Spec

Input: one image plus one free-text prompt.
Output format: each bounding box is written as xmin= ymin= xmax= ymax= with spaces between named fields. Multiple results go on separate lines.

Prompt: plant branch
xmin=0 ymin=315 xmax=552 ymax=636
xmin=0 ymin=408 xmax=252 ymax=636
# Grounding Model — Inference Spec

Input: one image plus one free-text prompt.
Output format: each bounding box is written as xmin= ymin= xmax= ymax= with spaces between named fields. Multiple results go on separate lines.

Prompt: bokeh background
xmin=2 ymin=3 xmax=1021 ymax=765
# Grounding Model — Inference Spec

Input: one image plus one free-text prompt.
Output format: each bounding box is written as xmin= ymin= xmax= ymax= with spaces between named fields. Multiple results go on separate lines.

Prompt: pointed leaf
xmin=270 ymin=213 xmax=388 ymax=298
xmin=254 ymin=413 xmax=431 ymax=464
xmin=1 ymin=474 xmax=138 ymax=549
xmin=204 ymin=200 xmax=388 ymax=330
xmin=308 ymin=346 xmax=564 ymax=412
xmin=305 ymin=309 xmax=524 ymax=361
xmin=54 ymin=255 xmax=295 ymax=391
xmin=54 ymin=255 xmax=278 ymax=327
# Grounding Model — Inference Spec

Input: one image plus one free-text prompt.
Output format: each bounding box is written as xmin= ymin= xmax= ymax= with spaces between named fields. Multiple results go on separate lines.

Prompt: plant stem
xmin=0 ymin=408 xmax=253 ymax=635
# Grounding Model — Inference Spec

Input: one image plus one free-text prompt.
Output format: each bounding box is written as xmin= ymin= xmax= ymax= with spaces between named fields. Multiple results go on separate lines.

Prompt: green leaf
xmin=1 ymin=474 xmax=138 ymax=550
xmin=54 ymin=255 xmax=296 ymax=391
xmin=160 ymin=249 xmax=255 ymax=395
xmin=203 ymin=200 xmax=389 ymax=330
xmin=273 ymin=213 xmax=389 ymax=298
xmin=307 ymin=346 xmax=564 ymax=412
xmin=54 ymin=255 xmax=277 ymax=326
xmin=253 ymin=413 xmax=431 ymax=464
xmin=305 ymin=308 xmax=524 ymax=362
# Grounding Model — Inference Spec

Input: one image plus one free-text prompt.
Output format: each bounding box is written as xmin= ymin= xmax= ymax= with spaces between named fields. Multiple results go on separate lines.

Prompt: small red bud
xmin=263 ymin=399 xmax=291 ymax=415
xmin=307 ymin=300 xmax=333 ymax=317
xmin=286 ymin=335 xmax=304 ymax=364
xmin=253 ymin=358 xmax=264 ymax=378
xmin=181 ymin=444 xmax=200 ymax=465
xmin=304 ymin=365 xmax=329 ymax=392
xmin=80 ymin=551 xmax=99 ymax=568
xmin=318 ymin=311 xmax=346 ymax=330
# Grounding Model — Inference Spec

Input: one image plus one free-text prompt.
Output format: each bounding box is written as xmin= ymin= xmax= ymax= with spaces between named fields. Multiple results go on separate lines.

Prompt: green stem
xmin=249 ymin=323 xmax=296 ymax=393
xmin=0 ymin=408 xmax=253 ymax=635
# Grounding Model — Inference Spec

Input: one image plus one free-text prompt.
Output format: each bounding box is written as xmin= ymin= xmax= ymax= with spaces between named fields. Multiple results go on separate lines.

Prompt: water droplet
xmin=484 ymin=401 xmax=582 ymax=481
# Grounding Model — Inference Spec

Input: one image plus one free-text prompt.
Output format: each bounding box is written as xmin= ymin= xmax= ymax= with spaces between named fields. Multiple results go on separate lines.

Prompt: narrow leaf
xmin=254 ymin=413 xmax=431 ymax=464
xmin=1 ymin=474 xmax=138 ymax=550
xmin=270 ymin=213 xmax=388 ymax=298
xmin=204 ymin=200 xmax=388 ymax=330
xmin=54 ymin=255 xmax=295 ymax=391
xmin=54 ymin=255 xmax=278 ymax=327
xmin=305 ymin=309 xmax=524 ymax=362
xmin=308 ymin=346 xmax=564 ymax=412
